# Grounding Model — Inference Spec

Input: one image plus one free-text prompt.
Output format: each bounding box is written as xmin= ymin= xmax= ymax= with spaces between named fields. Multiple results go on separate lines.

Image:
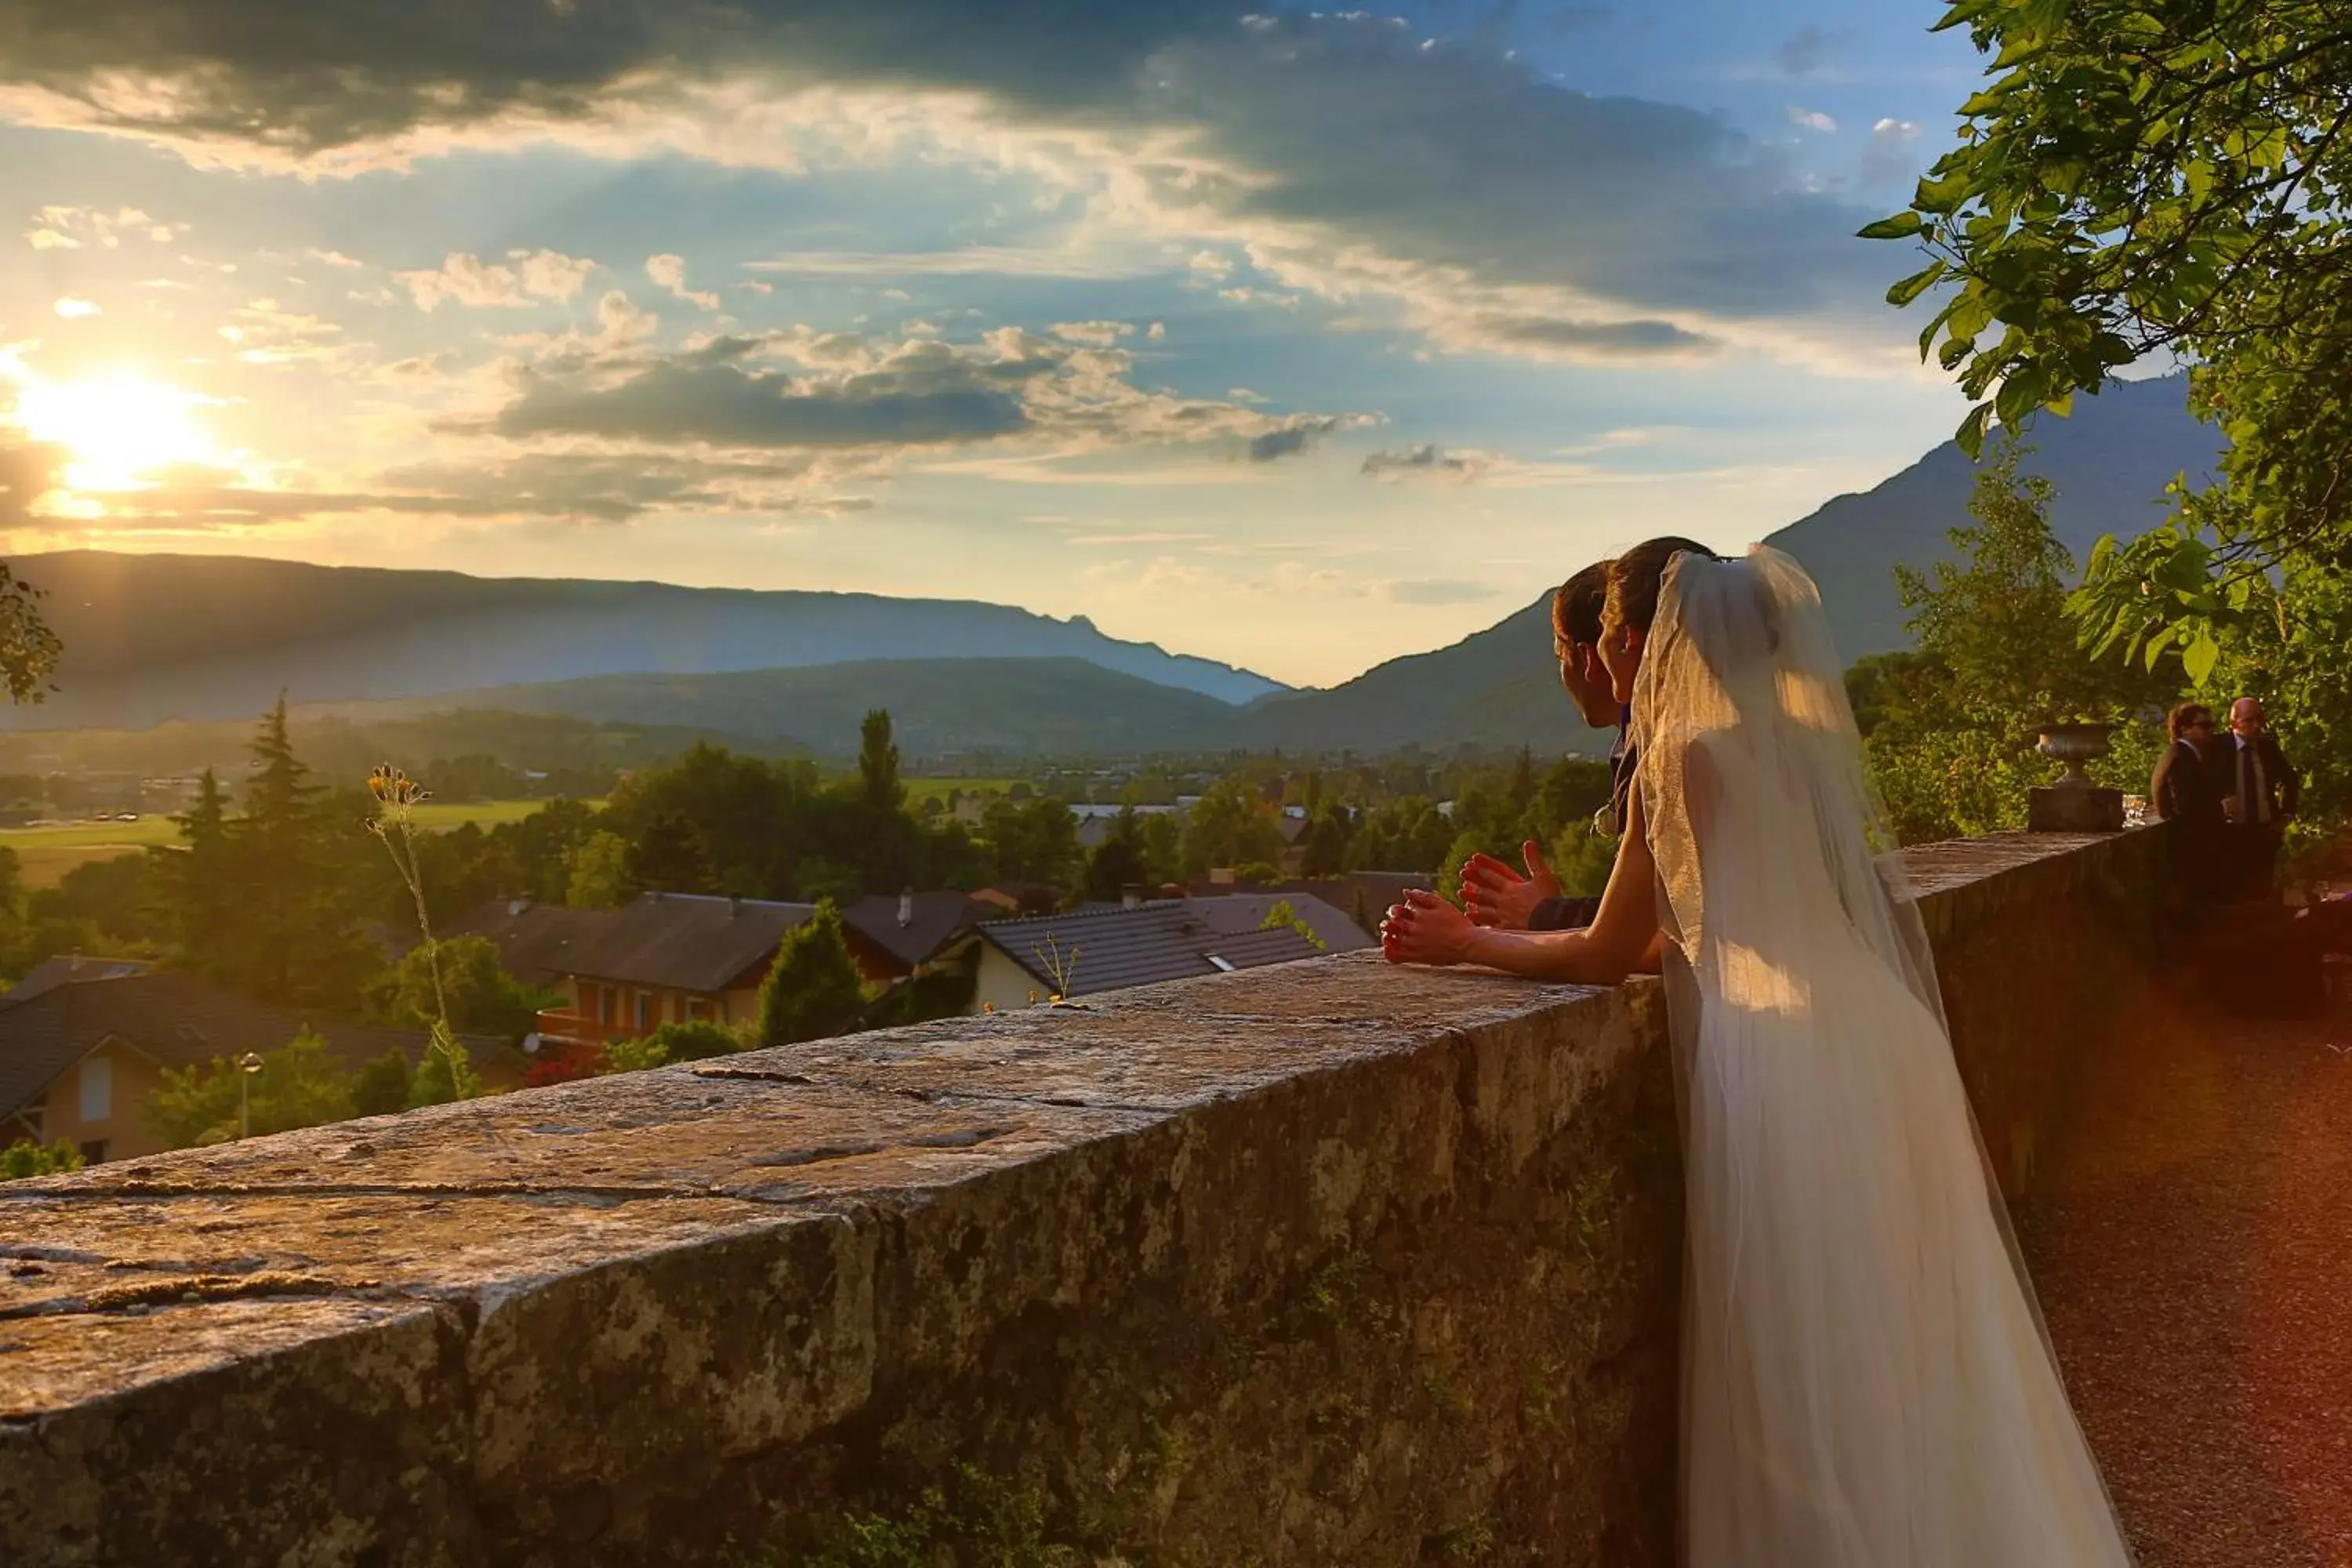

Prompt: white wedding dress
xmin=1637 ymin=549 xmax=2132 ymax=1566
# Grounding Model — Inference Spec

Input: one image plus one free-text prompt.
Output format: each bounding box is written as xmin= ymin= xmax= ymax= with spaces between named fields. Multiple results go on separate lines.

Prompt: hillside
xmin=1232 ymin=599 xmax=1613 ymax=756
xmin=1241 ymin=374 xmax=2222 ymax=755
xmin=1767 ymin=372 xmax=2223 ymax=658
xmin=0 ymin=553 xmax=1287 ymax=731
xmin=328 ymin=658 xmax=1242 ymax=758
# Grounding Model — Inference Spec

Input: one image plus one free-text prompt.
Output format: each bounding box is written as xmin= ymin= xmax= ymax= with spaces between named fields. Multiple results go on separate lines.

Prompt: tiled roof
xmin=436 ymin=899 xmax=613 ymax=986
xmin=839 ymin=892 xmax=990 ymax=971
xmin=977 ymin=900 xmax=1335 ymax=1000
xmin=1181 ymin=891 xmax=1376 ymax=952
xmin=2 ymin=955 xmax=154 ymax=1009
xmin=0 ymin=971 xmax=493 ymax=1122
xmin=564 ymin=893 xmax=817 ymax=994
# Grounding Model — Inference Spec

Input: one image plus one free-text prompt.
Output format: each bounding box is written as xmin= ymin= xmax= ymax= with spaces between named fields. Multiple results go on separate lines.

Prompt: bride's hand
xmin=1380 ymin=888 xmax=1478 ymax=966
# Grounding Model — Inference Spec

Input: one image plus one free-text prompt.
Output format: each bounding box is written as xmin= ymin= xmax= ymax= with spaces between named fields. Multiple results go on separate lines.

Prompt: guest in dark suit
xmin=2223 ymin=696 xmax=2299 ymax=900
xmin=2149 ymin=702 xmax=2231 ymax=906
xmin=1460 ymin=538 xmax=1718 ymax=932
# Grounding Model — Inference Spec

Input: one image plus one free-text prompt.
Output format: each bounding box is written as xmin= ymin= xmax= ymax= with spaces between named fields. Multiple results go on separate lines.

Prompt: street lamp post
xmin=236 ymin=1052 xmax=263 ymax=1140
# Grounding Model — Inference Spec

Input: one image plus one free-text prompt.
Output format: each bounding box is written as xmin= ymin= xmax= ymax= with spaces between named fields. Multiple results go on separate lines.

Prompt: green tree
xmin=145 ymin=1031 xmax=358 ymax=1149
xmin=1300 ymin=800 xmax=1352 ymax=878
xmin=597 ymin=1035 xmax=672 ymax=1074
xmin=203 ymin=702 xmax=379 ymax=1010
xmin=634 ymin=1018 xmax=743 ymax=1062
xmin=406 ymin=1038 xmax=477 ymax=1109
xmin=385 ymin=935 xmax=546 ymax=1042
xmin=1258 ymin=898 xmax=1327 ymax=950
xmin=1081 ymin=808 xmax=1151 ymax=902
xmin=1179 ymin=778 xmax=1287 ymax=877
xmin=566 ymin=829 xmax=632 ymax=909
xmin=351 ymin=1047 xmax=415 ymax=1117
xmin=981 ymin=796 xmax=1081 ymax=886
xmin=1875 ymin=1 xmax=2352 ymax=669
xmin=858 ymin=709 xmax=905 ymax=812
xmin=1862 ymin=445 xmax=2180 ymax=842
xmin=161 ymin=768 xmax=234 ymax=975
xmin=624 ymin=811 xmax=713 ymax=895
xmin=1 ymin=1138 xmax=82 ymax=1179
xmin=753 ymin=901 xmax=869 ymax=1047
xmin=0 ymin=557 xmax=63 ymax=704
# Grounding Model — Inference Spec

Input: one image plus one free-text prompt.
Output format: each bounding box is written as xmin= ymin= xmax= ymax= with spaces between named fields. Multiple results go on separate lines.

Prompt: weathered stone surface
xmin=0 ymin=829 xmax=2168 ymax=1566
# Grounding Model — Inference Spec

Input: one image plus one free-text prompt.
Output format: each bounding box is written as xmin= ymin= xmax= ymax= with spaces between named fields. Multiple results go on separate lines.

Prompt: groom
xmin=1458 ymin=539 xmax=1715 ymax=931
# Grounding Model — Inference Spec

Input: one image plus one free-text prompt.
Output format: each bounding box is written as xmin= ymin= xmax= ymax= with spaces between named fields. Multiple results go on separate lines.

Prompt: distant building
xmin=535 ymin=892 xmax=817 ymax=1048
xmin=0 ymin=970 xmax=504 ymax=1163
xmin=837 ymin=891 xmax=991 ymax=985
xmin=971 ymin=893 xmax=1372 ymax=1012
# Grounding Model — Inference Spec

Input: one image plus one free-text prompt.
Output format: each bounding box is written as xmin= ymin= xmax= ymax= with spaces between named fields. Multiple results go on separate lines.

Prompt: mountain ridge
xmin=0 ymin=551 xmax=1287 ymax=731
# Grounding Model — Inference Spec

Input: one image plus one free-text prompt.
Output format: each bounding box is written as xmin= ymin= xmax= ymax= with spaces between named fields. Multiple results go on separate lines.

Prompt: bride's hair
xmin=1606 ymin=535 xmax=1719 ymax=635
xmin=1551 ymin=560 xmax=1612 ymax=650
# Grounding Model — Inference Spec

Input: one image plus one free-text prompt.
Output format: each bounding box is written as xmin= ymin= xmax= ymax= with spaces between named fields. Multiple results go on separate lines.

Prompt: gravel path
xmin=2016 ymin=985 xmax=2352 ymax=1568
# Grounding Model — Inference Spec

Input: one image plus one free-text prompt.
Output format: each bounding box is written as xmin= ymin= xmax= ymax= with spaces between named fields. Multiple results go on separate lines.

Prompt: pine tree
xmin=753 ymin=901 xmax=869 ymax=1047
xmin=163 ymin=768 xmax=234 ymax=977
xmin=858 ymin=709 xmax=905 ymax=812
xmin=623 ymin=812 xmax=711 ymax=895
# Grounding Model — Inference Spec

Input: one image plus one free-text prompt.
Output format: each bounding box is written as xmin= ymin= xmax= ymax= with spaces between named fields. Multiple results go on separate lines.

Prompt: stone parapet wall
xmin=0 ymin=829 xmax=2165 ymax=1566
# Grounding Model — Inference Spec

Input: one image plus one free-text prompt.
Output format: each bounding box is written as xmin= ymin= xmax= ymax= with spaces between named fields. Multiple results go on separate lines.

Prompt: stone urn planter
xmin=2027 ymin=720 xmax=2124 ymax=832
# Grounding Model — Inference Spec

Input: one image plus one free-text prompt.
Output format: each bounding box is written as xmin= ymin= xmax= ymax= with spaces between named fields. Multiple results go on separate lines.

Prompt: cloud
xmin=1773 ymin=25 xmax=1852 ymax=79
xmin=459 ymin=323 xmax=1367 ymax=472
xmin=0 ymin=5 xmax=1913 ymax=369
xmin=1787 ymin=107 xmax=1836 ymax=133
xmin=745 ymin=246 xmax=1161 ymax=281
xmin=1050 ymin=321 xmax=1134 ymax=347
xmin=396 ymin=249 xmax=596 ymax=311
xmin=1362 ymin=443 xmax=1485 ymax=481
xmin=1381 ymin=578 xmax=1498 ymax=605
xmin=0 ymin=437 xmax=67 ymax=525
xmin=1860 ymin=118 xmax=1923 ymax=190
xmin=219 ymin=296 xmax=353 ymax=367
xmin=646 ymin=253 xmax=720 ymax=310
xmin=23 ymin=205 xmax=183 ymax=250
xmin=1465 ymin=314 xmax=1717 ymax=358
xmin=53 ymin=297 xmax=100 ymax=318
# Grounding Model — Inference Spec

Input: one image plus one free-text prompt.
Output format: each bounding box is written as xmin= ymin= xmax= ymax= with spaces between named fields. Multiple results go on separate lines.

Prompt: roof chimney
xmin=898 ymin=888 xmax=914 ymax=927
xmin=728 ymin=895 xmax=742 ymax=920
xmin=1120 ymin=884 xmax=1145 ymax=910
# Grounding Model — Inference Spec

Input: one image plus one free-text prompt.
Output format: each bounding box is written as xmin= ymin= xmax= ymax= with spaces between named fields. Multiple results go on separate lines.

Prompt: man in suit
xmin=1459 ymin=539 xmax=1716 ymax=931
xmin=2223 ymin=696 xmax=2299 ymax=900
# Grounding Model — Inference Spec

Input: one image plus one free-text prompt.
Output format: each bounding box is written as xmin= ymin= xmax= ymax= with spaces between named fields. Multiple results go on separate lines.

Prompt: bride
xmin=1381 ymin=542 xmax=2133 ymax=1565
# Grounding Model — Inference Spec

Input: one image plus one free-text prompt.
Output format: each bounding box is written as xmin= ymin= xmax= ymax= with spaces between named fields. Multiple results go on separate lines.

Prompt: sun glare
xmin=8 ymin=372 xmax=229 ymax=493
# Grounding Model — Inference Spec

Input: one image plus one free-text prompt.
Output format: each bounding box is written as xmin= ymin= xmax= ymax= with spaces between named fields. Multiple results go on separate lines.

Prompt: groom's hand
xmin=1461 ymin=840 xmax=1562 ymax=930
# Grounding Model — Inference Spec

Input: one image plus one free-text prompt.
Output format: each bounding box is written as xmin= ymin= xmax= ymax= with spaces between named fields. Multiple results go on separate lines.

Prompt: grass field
xmin=898 ymin=777 xmax=1024 ymax=804
xmin=0 ymin=799 xmax=598 ymax=888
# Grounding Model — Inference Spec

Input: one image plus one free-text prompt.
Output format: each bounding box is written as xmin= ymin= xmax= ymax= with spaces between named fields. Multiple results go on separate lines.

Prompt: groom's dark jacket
xmin=1530 ymin=710 xmax=1634 ymax=931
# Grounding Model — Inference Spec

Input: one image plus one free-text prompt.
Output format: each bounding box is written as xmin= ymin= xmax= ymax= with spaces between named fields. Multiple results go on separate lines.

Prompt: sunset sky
xmin=0 ymin=0 xmax=1988 ymax=688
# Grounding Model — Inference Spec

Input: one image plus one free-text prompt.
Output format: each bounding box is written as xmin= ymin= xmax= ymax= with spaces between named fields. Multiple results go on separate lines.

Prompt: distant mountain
xmin=0 ymin=552 xmax=1287 ymax=731
xmin=1238 ymin=374 xmax=2222 ymax=756
xmin=327 ymin=658 xmax=1240 ymax=758
xmin=1232 ymin=599 xmax=1613 ymax=756
xmin=1769 ymin=372 xmax=2223 ymax=659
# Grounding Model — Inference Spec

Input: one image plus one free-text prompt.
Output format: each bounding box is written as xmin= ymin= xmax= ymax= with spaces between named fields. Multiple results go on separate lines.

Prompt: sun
xmin=8 ymin=372 xmax=230 ymax=493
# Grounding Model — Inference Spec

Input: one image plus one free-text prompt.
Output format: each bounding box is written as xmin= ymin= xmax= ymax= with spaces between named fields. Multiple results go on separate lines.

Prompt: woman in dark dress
xmin=2151 ymin=701 xmax=2231 ymax=906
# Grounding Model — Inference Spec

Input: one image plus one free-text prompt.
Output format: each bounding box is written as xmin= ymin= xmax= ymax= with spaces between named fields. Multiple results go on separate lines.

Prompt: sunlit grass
xmin=0 ymin=799 xmax=602 ymax=886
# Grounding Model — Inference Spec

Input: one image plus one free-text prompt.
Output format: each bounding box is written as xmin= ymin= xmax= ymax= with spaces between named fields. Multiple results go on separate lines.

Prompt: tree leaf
xmin=1858 ymin=212 xmax=1926 ymax=241
xmin=1956 ymin=403 xmax=1993 ymax=459
xmin=2182 ymin=629 xmax=2220 ymax=687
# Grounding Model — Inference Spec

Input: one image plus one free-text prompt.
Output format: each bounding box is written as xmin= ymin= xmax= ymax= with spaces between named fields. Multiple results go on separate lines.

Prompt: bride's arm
xmin=1385 ymin=793 xmax=1662 ymax=984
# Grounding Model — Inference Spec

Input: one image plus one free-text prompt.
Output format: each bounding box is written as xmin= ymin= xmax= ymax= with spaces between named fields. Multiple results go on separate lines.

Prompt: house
xmin=0 ymin=970 xmax=501 ymax=1163
xmin=535 ymin=892 xmax=817 ymax=1047
xmin=971 ymin=895 xmax=1374 ymax=1012
xmin=435 ymin=898 xmax=612 ymax=989
xmin=838 ymin=891 xmax=990 ymax=985
xmin=968 ymin=882 xmax=1061 ymax=917
xmin=4 ymin=954 xmax=154 ymax=1007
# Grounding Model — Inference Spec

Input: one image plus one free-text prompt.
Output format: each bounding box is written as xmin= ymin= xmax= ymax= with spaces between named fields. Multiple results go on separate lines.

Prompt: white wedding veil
xmin=1632 ymin=545 xmax=1945 ymax=1032
xmin=1631 ymin=546 xmax=2119 ymax=1565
